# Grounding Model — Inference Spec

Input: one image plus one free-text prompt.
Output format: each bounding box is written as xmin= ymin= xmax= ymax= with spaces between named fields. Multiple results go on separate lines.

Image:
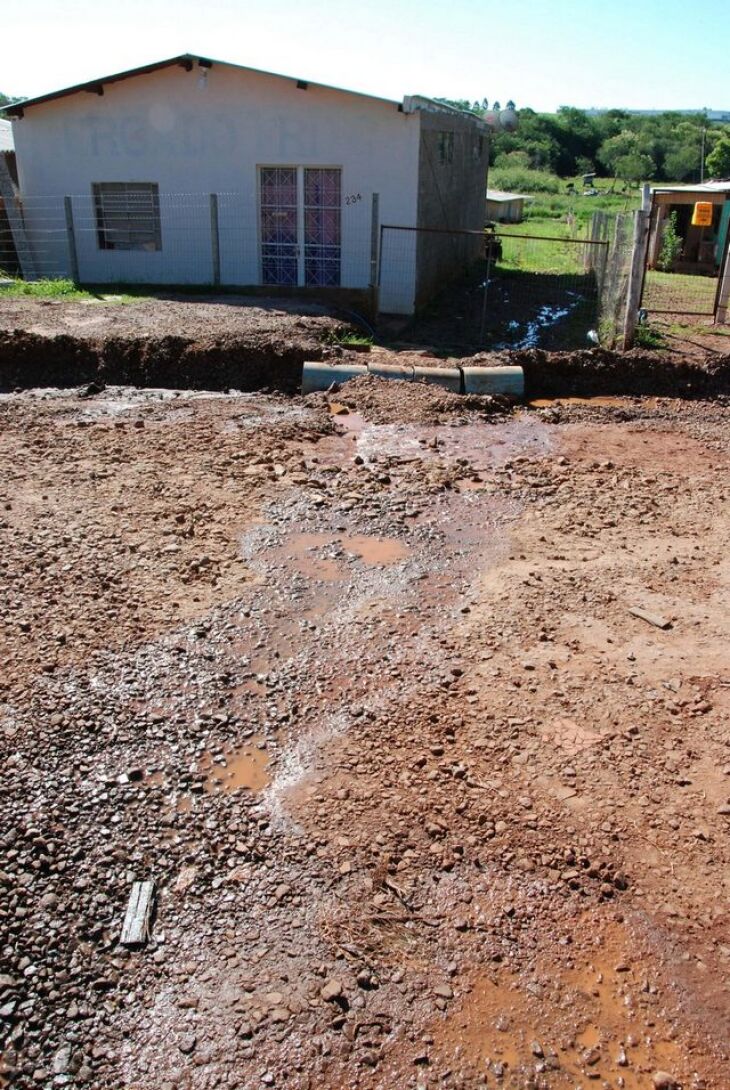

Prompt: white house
xmin=3 ymin=55 xmax=489 ymax=313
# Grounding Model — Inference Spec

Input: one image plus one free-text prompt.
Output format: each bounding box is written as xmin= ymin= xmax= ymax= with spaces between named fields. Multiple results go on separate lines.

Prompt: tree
xmin=598 ymin=131 xmax=655 ymax=186
xmin=664 ymin=144 xmax=701 ymax=182
xmin=706 ymin=137 xmax=730 ymax=179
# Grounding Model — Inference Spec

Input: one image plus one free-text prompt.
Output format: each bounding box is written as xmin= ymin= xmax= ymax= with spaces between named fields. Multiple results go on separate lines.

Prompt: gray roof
xmin=0 ymin=119 xmax=13 ymax=153
xmin=651 ymin=181 xmax=730 ymax=194
xmin=486 ymin=189 xmax=533 ymax=202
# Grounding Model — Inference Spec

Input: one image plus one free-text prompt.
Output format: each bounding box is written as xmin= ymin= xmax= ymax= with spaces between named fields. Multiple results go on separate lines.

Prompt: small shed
xmin=648 ymin=182 xmax=730 ymax=273
xmin=485 ymin=188 xmax=532 ymax=224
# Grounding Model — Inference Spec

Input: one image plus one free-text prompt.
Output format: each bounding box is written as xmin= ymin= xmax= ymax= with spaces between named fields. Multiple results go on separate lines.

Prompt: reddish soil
xmin=0 ymin=380 xmax=729 ymax=1090
xmin=0 ymin=294 xmax=346 ymax=341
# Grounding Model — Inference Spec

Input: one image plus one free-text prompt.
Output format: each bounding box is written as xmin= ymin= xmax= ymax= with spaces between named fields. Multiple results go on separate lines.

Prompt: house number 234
xmin=345 ymin=193 xmax=363 ymax=205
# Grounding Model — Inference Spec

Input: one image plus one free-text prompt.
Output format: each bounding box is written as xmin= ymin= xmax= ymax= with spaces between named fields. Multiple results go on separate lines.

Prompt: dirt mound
xmin=0 ymin=329 xmax=338 ymax=392
xmin=466 ymin=347 xmax=730 ymax=399
xmin=331 ymin=373 xmax=511 ymax=425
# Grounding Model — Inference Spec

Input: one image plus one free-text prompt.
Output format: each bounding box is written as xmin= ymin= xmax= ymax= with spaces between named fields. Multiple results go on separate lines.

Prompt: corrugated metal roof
xmin=486 ymin=189 xmax=533 ymax=202
xmin=0 ymin=119 xmax=13 ymax=152
xmin=651 ymin=181 xmax=730 ymax=194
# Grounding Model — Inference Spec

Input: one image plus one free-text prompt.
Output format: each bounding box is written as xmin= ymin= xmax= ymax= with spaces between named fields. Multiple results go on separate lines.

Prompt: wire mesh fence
xmin=379 ymin=224 xmax=608 ymax=352
xmin=0 ymin=191 xmax=377 ymax=293
xmin=594 ymin=211 xmax=634 ymax=347
xmin=641 ymin=269 xmax=719 ymax=317
xmin=1 ymin=191 xmax=652 ymax=353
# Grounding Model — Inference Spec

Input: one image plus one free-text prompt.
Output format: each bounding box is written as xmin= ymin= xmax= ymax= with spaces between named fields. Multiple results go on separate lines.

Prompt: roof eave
xmin=1 ymin=52 xmax=405 ymax=118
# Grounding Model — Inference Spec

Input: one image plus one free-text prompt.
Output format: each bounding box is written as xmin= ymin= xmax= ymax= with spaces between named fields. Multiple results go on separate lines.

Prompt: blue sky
xmin=3 ymin=0 xmax=728 ymax=112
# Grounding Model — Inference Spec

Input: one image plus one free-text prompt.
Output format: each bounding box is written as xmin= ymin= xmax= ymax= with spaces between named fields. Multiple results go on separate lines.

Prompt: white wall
xmin=12 ymin=63 xmax=421 ymax=311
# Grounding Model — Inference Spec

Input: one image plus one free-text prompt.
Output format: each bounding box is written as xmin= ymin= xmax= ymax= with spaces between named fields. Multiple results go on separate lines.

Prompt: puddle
xmin=436 ymin=968 xmax=684 ymax=1089
xmin=286 ymin=531 xmax=409 ymax=569
xmin=199 ymin=737 xmax=271 ymax=793
xmin=496 ymin=297 xmax=584 ymax=350
xmin=332 ymin=409 xmax=367 ymax=434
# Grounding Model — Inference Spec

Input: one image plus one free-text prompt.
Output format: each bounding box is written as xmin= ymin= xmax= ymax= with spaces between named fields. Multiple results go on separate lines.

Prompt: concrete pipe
xmin=301 ymin=361 xmax=368 ymax=394
xmin=461 ymin=365 xmax=524 ymax=398
xmin=367 ymin=362 xmax=415 ymax=382
xmin=413 ymin=365 xmax=462 ymax=393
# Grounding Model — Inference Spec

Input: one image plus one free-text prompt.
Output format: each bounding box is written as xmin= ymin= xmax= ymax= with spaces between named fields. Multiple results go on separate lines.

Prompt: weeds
xmin=324 ymin=330 xmax=373 ymax=348
xmin=634 ymin=324 xmax=667 ymax=349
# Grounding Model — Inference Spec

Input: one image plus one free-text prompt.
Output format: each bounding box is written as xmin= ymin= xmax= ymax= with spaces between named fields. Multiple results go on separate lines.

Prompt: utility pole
xmin=700 ymin=126 xmax=706 ymax=183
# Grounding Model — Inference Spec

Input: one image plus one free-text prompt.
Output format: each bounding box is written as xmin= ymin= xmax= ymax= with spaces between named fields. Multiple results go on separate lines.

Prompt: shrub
xmin=489 ymin=167 xmax=561 ymax=195
xmin=656 ymin=212 xmax=682 ymax=272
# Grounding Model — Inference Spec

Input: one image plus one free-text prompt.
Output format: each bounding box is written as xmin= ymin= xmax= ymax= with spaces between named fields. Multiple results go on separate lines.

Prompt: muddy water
xmin=199 ymin=738 xmax=271 ymax=793
xmin=330 ymin=412 xmax=552 ymax=475
xmin=231 ymin=415 xmax=550 ymax=826
xmin=438 ymin=955 xmax=683 ymax=1089
xmin=287 ymin=531 xmax=409 ymax=568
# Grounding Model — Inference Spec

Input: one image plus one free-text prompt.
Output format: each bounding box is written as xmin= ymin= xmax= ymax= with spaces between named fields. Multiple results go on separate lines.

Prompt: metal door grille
xmin=304 ymin=168 xmax=341 ymax=287
xmin=260 ymin=167 xmax=298 ymax=286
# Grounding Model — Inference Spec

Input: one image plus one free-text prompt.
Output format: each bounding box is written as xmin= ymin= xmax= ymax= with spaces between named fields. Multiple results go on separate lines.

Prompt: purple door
xmin=260 ymin=167 xmax=298 ymax=286
xmin=304 ymin=168 xmax=341 ymax=287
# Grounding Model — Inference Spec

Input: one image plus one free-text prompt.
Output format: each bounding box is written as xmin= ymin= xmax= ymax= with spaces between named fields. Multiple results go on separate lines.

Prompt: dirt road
xmin=1 ymin=382 xmax=728 ymax=1090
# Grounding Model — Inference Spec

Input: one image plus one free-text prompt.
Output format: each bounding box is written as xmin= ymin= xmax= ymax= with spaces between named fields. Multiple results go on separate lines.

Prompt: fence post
xmin=622 ymin=185 xmax=651 ymax=349
xmin=716 ymin=237 xmax=730 ymax=325
xmin=64 ymin=196 xmax=79 ymax=283
xmin=209 ymin=193 xmax=220 ymax=286
xmin=369 ymin=192 xmax=380 ymax=316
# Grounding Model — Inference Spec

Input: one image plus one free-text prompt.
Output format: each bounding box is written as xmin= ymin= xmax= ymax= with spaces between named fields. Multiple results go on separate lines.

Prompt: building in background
xmin=485 ymin=188 xmax=532 ymax=224
xmin=2 ymin=55 xmax=489 ymax=314
xmin=648 ymin=182 xmax=730 ymax=274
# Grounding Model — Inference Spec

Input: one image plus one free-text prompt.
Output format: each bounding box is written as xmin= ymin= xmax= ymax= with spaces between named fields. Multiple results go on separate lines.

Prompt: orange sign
xmin=692 ymin=201 xmax=713 ymax=227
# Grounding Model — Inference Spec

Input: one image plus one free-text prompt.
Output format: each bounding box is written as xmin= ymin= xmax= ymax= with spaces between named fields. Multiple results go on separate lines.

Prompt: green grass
xmin=0 ymin=277 xmax=97 ymax=300
xmin=489 ymin=171 xmax=640 ymax=232
xmin=642 ymin=269 xmax=718 ymax=314
xmin=666 ymin=321 xmax=730 ymax=338
xmin=487 ymin=174 xmax=641 ymax=278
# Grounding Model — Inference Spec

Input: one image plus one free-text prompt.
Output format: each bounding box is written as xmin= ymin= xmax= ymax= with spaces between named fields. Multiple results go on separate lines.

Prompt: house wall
xmin=413 ymin=111 xmax=487 ymax=308
xmin=11 ymin=63 xmax=422 ymax=311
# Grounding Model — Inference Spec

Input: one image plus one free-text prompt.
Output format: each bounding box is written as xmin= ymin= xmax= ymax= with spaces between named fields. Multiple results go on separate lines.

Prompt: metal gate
xmin=378 ymin=224 xmax=608 ymax=352
xmin=640 ymin=202 xmax=728 ymax=320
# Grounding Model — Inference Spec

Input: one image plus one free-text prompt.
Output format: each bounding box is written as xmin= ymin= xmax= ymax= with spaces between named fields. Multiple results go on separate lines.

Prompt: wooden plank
xmin=628 ymin=606 xmax=672 ymax=630
xmin=621 ymin=186 xmax=652 ymax=349
xmin=120 ymin=880 xmax=155 ymax=947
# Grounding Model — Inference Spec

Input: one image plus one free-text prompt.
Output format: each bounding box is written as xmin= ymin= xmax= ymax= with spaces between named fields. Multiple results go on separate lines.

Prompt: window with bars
xmin=92 ymin=183 xmax=162 ymax=251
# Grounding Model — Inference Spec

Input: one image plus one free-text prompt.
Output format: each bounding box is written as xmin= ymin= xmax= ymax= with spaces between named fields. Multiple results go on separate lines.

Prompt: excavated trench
xmin=1 ymin=327 xmax=729 ymax=398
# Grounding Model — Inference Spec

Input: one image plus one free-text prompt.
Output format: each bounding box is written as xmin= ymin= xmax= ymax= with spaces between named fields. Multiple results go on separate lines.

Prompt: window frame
xmin=92 ymin=182 xmax=162 ymax=252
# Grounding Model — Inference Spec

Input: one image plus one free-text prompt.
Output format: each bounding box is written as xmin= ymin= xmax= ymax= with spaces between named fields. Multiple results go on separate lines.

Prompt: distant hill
xmin=584 ymin=108 xmax=730 ymax=123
